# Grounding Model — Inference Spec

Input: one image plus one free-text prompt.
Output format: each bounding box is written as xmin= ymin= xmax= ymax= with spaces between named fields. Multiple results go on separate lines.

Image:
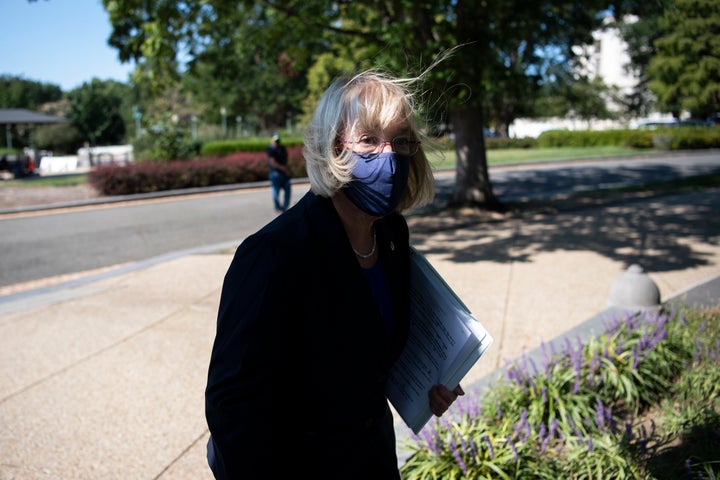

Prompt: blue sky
xmin=0 ymin=0 xmax=136 ymax=92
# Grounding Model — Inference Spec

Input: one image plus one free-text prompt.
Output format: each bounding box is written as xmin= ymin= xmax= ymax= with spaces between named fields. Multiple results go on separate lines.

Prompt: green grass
xmin=426 ymin=146 xmax=648 ymax=170
xmin=0 ymin=173 xmax=89 ymax=187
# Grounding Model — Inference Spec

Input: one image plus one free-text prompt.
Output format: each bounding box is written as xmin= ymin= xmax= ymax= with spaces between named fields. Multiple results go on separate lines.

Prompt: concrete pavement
xmin=1 ymin=184 xmax=719 ymax=479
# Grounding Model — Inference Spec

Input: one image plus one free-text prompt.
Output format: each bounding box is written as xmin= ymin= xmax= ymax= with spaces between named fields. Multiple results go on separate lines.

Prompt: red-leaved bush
xmin=89 ymin=145 xmax=306 ymax=196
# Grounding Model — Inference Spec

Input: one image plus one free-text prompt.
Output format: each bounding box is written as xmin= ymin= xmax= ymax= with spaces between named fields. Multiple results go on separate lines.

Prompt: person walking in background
xmin=205 ymin=67 xmax=464 ymax=479
xmin=266 ymin=132 xmax=291 ymax=214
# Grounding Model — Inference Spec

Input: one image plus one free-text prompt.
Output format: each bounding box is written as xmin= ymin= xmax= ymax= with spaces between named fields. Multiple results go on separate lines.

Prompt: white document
xmin=386 ymin=248 xmax=494 ymax=434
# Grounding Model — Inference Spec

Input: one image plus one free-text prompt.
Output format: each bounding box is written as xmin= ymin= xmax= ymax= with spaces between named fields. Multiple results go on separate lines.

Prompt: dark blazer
xmin=205 ymin=191 xmax=411 ymax=479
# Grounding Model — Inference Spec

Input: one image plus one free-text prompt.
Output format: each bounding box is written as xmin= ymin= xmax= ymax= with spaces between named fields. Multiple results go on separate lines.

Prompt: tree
xmin=288 ymin=0 xmax=641 ymax=208
xmin=68 ymin=79 xmax=130 ymax=148
xmin=614 ymin=7 xmax=668 ymax=118
xmin=32 ymin=98 xmax=83 ymax=154
xmin=0 ymin=75 xmax=63 ymax=109
xmin=648 ymin=0 xmax=720 ymax=119
xmin=0 ymin=75 xmax=66 ymax=149
xmin=102 ymin=0 xmax=634 ymax=210
xmin=534 ymin=73 xmax=618 ymax=125
xmin=181 ymin=4 xmax=323 ymax=134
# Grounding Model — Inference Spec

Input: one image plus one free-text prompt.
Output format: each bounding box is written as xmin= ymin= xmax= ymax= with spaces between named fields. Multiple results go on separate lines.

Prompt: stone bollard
xmin=607 ymin=264 xmax=661 ymax=310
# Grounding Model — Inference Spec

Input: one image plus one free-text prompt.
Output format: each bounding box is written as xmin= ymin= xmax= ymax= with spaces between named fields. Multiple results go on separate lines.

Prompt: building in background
xmin=510 ymin=15 xmax=673 ymax=138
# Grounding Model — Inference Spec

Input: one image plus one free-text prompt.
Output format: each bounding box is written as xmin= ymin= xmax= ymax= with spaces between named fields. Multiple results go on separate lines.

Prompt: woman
xmin=205 ymin=70 xmax=464 ymax=479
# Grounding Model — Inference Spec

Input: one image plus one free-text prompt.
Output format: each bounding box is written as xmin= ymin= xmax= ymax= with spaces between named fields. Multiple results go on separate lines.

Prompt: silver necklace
xmin=353 ymin=229 xmax=376 ymax=259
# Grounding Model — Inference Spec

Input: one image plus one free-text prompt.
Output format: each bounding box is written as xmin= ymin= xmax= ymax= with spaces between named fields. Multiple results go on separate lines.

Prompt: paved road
xmin=0 ymin=151 xmax=718 ymax=289
xmin=437 ymin=150 xmax=720 ymax=203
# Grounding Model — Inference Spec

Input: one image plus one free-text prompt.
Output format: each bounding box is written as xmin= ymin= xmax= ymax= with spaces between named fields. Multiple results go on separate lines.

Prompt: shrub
xmin=133 ymin=126 xmax=202 ymax=161
xmin=88 ymin=145 xmax=306 ymax=195
xmin=537 ymin=129 xmax=632 ymax=148
xmin=200 ymin=136 xmax=304 ymax=156
xmin=485 ymin=137 xmax=538 ymax=149
xmin=669 ymin=126 xmax=720 ymax=149
xmin=624 ymin=130 xmax=655 ymax=149
xmin=537 ymin=126 xmax=720 ymax=150
xmin=400 ymin=306 xmax=720 ymax=480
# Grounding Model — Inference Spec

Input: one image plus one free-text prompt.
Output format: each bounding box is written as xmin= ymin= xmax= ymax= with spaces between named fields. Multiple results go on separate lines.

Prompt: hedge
xmin=537 ymin=126 xmax=720 ymax=149
xmin=89 ymin=145 xmax=306 ymax=195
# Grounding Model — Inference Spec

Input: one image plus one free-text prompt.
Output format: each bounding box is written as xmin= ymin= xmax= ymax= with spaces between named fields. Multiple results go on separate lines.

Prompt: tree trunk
xmin=449 ymin=106 xmax=502 ymax=210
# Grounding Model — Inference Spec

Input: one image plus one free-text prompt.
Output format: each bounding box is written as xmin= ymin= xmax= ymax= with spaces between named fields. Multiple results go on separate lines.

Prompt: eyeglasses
xmin=344 ymin=135 xmax=421 ymax=156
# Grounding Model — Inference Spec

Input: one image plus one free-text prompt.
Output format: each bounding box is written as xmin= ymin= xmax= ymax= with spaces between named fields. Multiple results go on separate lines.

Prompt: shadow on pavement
xmin=407 ymin=188 xmax=720 ymax=275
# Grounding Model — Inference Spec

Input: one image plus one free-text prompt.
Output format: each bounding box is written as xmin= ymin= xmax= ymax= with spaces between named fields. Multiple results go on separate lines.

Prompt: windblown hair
xmin=302 ymin=70 xmax=435 ymax=212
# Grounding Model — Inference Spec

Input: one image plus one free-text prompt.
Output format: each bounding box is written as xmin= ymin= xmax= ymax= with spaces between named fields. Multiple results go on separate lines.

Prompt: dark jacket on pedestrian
xmin=266 ymin=141 xmax=289 ymax=176
xmin=205 ymin=191 xmax=411 ymax=479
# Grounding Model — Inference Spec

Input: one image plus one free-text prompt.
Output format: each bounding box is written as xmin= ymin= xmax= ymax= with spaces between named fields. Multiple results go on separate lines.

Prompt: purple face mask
xmin=343 ymin=151 xmax=410 ymax=216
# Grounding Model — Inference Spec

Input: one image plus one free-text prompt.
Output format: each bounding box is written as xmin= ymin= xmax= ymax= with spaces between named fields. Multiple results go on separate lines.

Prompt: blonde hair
xmin=302 ymin=70 xmax=435 ymax=211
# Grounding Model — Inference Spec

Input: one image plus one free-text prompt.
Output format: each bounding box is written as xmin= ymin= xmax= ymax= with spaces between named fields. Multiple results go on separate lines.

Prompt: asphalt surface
xmin=2 ymin=150 xmax=720 ymax=291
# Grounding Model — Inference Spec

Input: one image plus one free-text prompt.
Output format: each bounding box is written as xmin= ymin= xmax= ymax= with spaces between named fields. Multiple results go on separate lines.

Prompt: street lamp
xmin=132 ymin=105 xmax=143 ymax=137
xmin=191 ymin=115 xmax=198 ymax=139
xmin=220 ymin=107 xmax=227 ymax=137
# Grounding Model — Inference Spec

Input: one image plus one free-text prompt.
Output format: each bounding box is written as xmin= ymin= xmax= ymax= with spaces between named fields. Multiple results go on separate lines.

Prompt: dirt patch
xmin=0 ymin=184 xmax=100 ymax=209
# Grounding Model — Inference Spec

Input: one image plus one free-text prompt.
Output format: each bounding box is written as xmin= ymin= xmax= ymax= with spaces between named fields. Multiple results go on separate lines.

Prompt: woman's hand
xmin=428 ymin=384 xmax=465 ymax=417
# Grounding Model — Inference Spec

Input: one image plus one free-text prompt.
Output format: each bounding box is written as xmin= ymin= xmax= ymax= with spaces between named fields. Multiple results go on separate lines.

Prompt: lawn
xmin=426 ymin=146 xmax=649 ymax=170
xmin=0 ymin=172 xmax=89 ymax=188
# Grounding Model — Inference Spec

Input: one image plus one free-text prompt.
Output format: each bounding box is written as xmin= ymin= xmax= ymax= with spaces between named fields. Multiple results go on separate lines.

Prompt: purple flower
xmin=540 ymin=432 xmax=551 ymax=453
xmin=573 ymin=376 xmax=581 ymax=395
xmin=631 ymin=345 xmax=641 ymax=369
xmin=594 ymin=398 xmax=606 ymax=430
xmin=528 ymin=357 xmax=539 ymax=377
xmin=541 ymin=341 xmax=551 ymax=375
xmin=421 ymin=427 xmax=442 ymax=456
xmin=458 ymin=430 xmax=469 ymax=453
xmin=482 ymin=434 xmax=495 ymax=460
xmin=507 ymin=365 xmax=521 ymax=384
xmin=678 ymin=310 xmax=686 ymax=326
xmin=513 ymin=409 xmax=529 ymax=438
xmin=450 ymin=437 xmax=468 ymax=475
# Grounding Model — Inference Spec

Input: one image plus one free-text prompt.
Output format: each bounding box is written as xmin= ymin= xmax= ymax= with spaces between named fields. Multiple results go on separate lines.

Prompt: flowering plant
xmin=401 ymin=306 xmax=720 ymax=479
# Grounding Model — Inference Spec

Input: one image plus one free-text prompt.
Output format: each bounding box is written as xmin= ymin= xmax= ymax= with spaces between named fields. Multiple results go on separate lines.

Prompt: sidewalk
xmin=1 ymin=188 xmax=719 ymax=479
